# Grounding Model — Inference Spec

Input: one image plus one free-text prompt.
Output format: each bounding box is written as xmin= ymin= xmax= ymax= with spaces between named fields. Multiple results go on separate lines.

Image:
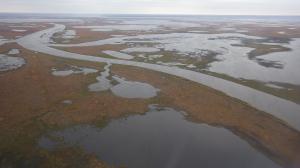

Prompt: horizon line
xmin=0 ymin=12 xmax=300 ymax=17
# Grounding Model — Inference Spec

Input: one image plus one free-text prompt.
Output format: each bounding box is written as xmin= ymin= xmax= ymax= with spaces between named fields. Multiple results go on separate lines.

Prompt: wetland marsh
xmin=0 ymin=14 xmax=300 ymax=168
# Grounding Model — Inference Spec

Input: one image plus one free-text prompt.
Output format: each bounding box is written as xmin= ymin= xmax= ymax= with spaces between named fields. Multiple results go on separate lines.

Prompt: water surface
xmin=38 ymin=106 xmax=281 ymax=168
xmin=0 ymin=54 xmax=25 ymax=71
xmin=111 ymin=76 xmax=160 ymax=98
xmin=102 ymin=50 xmax=134 ymax=59
xmin=16 ymin=24 xmax=300 ymax=130
xmin=88 ymin=63 xmax=160 ymax=98
xmin=7 ymin=49 xmax=20 ymax=54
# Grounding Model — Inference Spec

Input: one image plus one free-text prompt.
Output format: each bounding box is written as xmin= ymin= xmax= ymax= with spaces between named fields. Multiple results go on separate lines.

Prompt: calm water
xmin=38 ymin=106 xmax=280 ymax=168
xmin=16 ymin=24 xmax=300 ymax=130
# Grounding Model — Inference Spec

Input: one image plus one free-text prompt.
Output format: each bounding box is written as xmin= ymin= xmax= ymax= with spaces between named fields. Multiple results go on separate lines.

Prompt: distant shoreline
xmin=0 ymin=12 xmax=300 ymax=18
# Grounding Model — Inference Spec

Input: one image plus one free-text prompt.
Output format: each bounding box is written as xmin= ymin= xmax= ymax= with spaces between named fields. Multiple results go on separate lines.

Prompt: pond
xmin=38 ymin=105 xmax=280 ymax=168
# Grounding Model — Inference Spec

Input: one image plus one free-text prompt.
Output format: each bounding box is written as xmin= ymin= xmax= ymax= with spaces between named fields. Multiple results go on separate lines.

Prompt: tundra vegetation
xmin=0 ymin=16 xmax=300 ymax=167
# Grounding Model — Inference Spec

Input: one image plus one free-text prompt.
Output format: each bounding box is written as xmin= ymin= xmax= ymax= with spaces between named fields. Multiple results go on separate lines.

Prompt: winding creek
xmin=16 ymin=24 xmax=300 ymax=131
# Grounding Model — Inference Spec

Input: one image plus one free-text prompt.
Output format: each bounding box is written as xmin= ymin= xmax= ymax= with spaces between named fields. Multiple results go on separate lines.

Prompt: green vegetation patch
xmin=246 ymin=43 xmax=291 ymax=57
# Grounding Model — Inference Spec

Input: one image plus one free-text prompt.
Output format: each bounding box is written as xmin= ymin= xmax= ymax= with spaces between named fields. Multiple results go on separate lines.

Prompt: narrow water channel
xmin=16 ymin=24 xmax=300 ymax=130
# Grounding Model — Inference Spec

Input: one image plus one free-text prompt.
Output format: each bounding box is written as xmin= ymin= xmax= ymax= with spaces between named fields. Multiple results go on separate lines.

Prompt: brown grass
xmin=110 ymin=64 xmax=300 ymax=167
xmin=0 ymin=30 xmax=300 ymax=167
xmin=53 ymin=44 xmax=128 ymax=56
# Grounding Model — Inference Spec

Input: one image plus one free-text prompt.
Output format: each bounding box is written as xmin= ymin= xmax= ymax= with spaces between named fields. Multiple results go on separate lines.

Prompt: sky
xmin=0 ymin=0 xmax=299 ymax=15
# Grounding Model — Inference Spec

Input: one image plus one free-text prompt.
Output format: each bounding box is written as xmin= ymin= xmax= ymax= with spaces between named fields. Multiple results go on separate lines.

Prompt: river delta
xmin=0 ymin=14 xmax=300 ymax=168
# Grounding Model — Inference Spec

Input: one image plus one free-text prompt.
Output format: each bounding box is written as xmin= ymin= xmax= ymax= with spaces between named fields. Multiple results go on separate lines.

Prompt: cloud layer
xmin=0 ymin=0 xmax=299 ymax=15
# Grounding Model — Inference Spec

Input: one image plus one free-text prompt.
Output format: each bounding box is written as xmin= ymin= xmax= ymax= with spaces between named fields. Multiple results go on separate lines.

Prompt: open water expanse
xmin=39 ymin=105 xmax=280 ymax=168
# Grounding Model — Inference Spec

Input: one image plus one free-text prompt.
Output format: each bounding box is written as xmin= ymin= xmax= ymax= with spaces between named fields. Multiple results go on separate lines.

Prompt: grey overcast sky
xmin=0 ymin=0 xmax=299 ymax=15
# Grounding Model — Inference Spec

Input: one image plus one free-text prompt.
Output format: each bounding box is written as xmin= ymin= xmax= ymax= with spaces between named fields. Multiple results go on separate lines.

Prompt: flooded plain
xmin=50 ymin=32 xmax=300 ymax=85
xmin=1 ymin=14 xmax=300 ymax=168
xmin=16 ymin=23 xmax=300 ymax=131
